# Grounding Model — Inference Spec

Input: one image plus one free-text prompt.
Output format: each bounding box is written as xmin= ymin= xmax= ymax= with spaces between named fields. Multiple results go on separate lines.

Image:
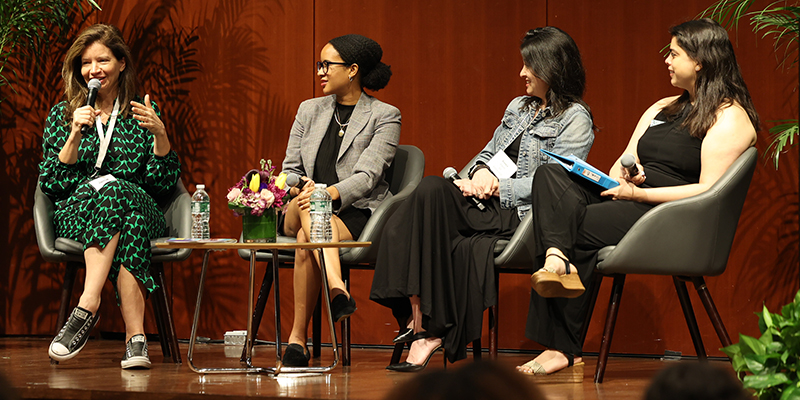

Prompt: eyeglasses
xmin=316 ymin=60 xmax=349 ymax=74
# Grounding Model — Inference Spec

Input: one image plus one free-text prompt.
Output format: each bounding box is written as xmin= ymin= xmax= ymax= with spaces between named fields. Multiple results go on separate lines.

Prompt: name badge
xmin=89 ymin=174 xmax=116 ymax=191
xmin=487 ymin=151 xmax=517 ymax=179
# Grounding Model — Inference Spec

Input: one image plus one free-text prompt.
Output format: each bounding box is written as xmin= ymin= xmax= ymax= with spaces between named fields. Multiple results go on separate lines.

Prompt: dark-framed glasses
xmin=316 ymin=60 xmax=349 ymax=74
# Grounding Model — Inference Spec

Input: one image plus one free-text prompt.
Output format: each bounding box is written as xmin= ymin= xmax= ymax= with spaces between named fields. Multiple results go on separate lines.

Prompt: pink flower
xmin=227 ymin=187 xmax=242 ymax=202
xmin=260 ymin=189 xmax=275 ymax=208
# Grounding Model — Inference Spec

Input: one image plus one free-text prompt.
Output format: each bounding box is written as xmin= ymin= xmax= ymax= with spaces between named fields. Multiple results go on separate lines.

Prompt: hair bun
xmin=362 ymin=62 xmax=392 ymax=91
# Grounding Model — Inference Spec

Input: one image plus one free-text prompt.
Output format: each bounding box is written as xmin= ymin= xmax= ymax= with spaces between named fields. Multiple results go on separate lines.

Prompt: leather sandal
xmin=518 ymin=351 xmax=585 ymax=383
xmin=530 ymin=253 xmax=585 ymax=298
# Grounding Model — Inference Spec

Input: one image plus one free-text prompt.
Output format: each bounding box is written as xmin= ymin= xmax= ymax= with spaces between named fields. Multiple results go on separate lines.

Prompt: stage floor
xmin=1 ymin=337 xmax=732 ymax=400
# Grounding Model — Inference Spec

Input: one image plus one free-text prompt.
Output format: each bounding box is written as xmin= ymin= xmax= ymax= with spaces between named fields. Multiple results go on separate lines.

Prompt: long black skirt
xmin=525 ymin=164 xmax=654 ymax=356
xmin=370 ymin=176 xmax=520 ymax=362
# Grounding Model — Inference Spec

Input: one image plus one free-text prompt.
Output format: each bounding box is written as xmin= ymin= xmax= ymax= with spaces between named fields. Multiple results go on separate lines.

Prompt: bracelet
xmin=469 ymin=163 xmax=491 ymax=179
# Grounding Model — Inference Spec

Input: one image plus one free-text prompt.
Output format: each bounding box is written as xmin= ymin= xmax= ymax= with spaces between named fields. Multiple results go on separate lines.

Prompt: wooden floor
xmin=0 ymin=337 xmax=734 ymax=400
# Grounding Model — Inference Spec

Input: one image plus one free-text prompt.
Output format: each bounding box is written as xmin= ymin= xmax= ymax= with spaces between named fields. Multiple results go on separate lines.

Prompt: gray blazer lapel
xmin=338 ymin=92 xmax=371 ymax=160
xmin=303 ymin=96 xmax=336 ymax=178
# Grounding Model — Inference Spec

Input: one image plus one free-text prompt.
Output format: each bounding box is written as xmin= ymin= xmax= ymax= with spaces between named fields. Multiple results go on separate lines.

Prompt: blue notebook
xmin=540 ymin=149 xmax=619 ymax=190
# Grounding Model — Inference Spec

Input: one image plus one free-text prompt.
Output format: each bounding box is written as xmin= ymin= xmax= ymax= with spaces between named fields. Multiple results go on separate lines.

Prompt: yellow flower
xmin=274 ymin=172 xmax=288 ymax=190
xmin=248 ymin=173 xmax=260 ymax=192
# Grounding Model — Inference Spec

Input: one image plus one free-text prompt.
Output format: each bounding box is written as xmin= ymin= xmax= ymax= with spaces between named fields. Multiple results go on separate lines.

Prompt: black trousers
xmin=525 ymin=164 xmax=654 ymax=356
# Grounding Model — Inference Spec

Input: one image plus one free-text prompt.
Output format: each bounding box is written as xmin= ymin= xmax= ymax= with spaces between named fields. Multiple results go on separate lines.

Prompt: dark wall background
xmin=2 ymin=0 xmax=797 ymax=359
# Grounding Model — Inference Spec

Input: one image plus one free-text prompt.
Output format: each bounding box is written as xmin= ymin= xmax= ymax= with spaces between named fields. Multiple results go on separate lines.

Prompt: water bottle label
xmin=310 ymin=200 xmax=329 ymax=213
xmin=192 ymin=202 xmax=209 ymax=213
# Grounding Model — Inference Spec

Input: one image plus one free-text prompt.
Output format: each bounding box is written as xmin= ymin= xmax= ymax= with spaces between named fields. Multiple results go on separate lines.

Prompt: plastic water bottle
xmin=309 ymin=183 xmax=332 ymax=243
xmin=191 ymin=184 xmax=210 ymax=239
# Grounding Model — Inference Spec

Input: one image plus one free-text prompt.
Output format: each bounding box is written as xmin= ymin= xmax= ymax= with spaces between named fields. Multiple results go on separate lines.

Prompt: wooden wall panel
xmin=2 ymin=0 xmax=797 ymax=364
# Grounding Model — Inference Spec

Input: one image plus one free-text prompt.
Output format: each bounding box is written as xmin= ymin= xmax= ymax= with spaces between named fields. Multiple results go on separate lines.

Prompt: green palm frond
xmin=700 ymin=0 xmax=758 ymax=29
xmin=751 ymin=4 xmax=800 ymax=67
xmin=0 ymin=0 xmax=100 ymax=99
xmin=701 ymin=0 xmax=799 ymax=170
xmin=765 ymin=120 xmax=799 ymax=169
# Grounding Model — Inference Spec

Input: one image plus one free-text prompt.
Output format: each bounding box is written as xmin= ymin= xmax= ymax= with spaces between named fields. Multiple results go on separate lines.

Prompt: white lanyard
xmin=94 ymin=98 xmax=120 ymax=172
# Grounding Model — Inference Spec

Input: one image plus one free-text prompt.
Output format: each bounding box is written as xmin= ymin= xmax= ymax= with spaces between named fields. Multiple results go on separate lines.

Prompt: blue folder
xmin=540 ymin=149 xmax=619 ymax=190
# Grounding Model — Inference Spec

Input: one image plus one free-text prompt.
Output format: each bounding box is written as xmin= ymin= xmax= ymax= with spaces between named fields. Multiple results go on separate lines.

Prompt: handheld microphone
xmin=620 ymin=154 xmax=640 ymax=178
xmin=81 ymin=78 xmax=102 ymax=136
xmin=443 ymin=167 xmax=486 ymax=211
xmin=284 ymin=172 xmax=305 ymax=189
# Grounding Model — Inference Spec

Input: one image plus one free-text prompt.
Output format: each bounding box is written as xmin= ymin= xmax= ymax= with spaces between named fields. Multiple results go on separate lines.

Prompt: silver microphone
xmin=621 ymin=154 xmax=640 ymax=177
xmin=443 ymin=167 xmax=486 ymax=211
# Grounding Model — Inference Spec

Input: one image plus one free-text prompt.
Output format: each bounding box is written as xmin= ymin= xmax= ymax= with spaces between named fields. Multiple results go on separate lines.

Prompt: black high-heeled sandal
xmin=330 ymin=293 xmax=357 ymax=322
xmin=386 ymin=332 xmax=443 ymax=372
xmin=393 ymin=327 xmax=414 ymax=343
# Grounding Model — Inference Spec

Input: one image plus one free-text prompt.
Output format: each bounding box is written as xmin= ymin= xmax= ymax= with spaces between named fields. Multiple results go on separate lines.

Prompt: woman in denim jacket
xmin=370 ymin=27 xmax=594 ymax=371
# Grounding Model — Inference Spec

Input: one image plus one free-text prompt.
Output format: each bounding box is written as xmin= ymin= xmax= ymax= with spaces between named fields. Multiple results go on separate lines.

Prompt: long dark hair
xmin=662 ymin=19 xmax=760 ymax=138
xmin=520 ymin=27 xmax=591 ymax=120
xmin=62 ymin=24 xmax=140 ymax=120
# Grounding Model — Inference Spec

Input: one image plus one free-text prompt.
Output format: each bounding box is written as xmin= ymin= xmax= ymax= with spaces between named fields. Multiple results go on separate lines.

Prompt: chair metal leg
xmin=56 ymin=262 xmax=80 ymax=333
xmin=312 ymin=296 xmax=322 ymax=358
xmin=150 ymin=278 xmax=170 ymax=359
xmin=489 ymin=269 xmax=499 ymax=359
xmin=595 ymin=274 xmax=626 ymax=384
xmin=342 ymin=265 xmax=351 ymax=367
xmin=152 ymin=262 xmax=181 ymax=364
xmin=472 ymin=339 xmax=482 ymax=360
xmin=674 ymin=276 xmax=706 ymax=360
xmin=241 ymin=259 xmax=275 ymax=362
xmin=691 ymin=277 xmax=732 ymax=348
xmin=488 ymin=303 xmax=498 ymax=359
xmin=580 ymin=271 xmax=604 ymax=344
xmin=251 ymin=261 xmax=275 ymax=340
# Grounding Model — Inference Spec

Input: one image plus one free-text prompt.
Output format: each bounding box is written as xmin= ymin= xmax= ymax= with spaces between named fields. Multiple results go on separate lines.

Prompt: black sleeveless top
xmin=637 ymin=105 xmax=703 ymax=188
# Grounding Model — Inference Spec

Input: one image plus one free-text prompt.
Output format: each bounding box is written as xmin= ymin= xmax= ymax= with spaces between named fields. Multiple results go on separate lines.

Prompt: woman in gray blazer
xmin=279 ymin=34 xmax=401 ymax=367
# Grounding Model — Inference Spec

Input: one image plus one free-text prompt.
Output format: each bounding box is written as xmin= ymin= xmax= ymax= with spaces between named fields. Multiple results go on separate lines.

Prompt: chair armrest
xmin=34 ymin=184 xmax=83 ymax=263
xmin=597 ymin=147 xmax=756 ymax=277
xmin=493 ymin=211 xmax=536 ymax=270
xmin=340 ymin=179 xmax=418 ymax=264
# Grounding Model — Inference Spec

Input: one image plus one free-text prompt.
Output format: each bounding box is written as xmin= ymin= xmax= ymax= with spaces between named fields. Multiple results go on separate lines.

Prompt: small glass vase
xmin=242 ymin=209 xmax=277 ymax=243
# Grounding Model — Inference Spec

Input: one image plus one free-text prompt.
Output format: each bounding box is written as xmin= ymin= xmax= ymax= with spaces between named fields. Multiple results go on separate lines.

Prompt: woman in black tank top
xmin=518 ymin=19 xmax=759 ymax=377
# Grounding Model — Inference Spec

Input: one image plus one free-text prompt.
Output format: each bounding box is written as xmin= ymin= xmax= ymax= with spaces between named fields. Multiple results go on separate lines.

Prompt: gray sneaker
xmin=48 ymin=306 xmax=100 ymax=362
xmin=121 ymin=334 xmax=151 ymax=369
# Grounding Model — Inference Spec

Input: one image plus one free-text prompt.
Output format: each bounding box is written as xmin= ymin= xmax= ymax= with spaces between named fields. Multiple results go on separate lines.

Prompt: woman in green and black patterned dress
xmin=39 ymin=24 xmax=180 ymax=369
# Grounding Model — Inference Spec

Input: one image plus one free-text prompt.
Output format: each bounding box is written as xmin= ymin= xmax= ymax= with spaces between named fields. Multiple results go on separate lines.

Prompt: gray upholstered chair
xmin=584 ymin=147 xmax=757 ymax=383
xmin=33 ymin=179 xmax=192 ymax=364
xmin=238 ymin=144 xmax=425 ymax=366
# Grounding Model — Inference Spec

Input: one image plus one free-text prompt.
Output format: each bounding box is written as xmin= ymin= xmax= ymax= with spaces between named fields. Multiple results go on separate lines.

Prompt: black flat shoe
xmin=393 ymin=328 xmax=414 ymax=343
xmin=330 ymin=294 xmax=357 ymax=323
xmin=282 ymin=343 xmax=310 ymax=367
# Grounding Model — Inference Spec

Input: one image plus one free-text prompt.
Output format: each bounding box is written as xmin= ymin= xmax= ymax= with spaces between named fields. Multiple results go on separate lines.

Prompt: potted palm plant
xmin=0 ymin=0 xmax=100 ymax=105
xmin=701 ymin=0 xmax=799 ymax=168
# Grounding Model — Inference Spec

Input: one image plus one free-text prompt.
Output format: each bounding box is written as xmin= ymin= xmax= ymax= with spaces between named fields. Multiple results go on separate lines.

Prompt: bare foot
xmin=544 ymin=253 xmax=578 ymax=275
xmin=405 ymin=336 xmax=442 ymax=365
xmin=517 ymin=350 xmax=581 ymax=374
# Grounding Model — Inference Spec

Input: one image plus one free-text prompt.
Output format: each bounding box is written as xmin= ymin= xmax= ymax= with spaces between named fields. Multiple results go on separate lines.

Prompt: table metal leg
xmin=277 ymin=247 xmax=339 ymax=374
xmin=186 ymin=246 xmax=340 ymax=375
xmin=187 ymin=249 xmax=273 ymax=374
